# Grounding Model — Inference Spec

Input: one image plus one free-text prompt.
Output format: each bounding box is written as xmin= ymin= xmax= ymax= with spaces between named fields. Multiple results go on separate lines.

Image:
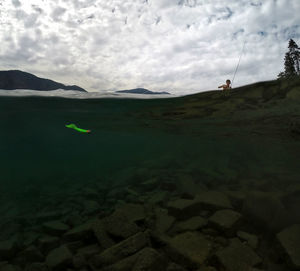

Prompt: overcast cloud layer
xmin=0 ymin=0 xmax=299 ymax=94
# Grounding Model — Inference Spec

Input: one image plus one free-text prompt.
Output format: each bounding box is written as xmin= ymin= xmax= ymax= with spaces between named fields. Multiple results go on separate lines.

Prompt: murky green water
xmin=1 ymin=95 xmax=299 ymax=203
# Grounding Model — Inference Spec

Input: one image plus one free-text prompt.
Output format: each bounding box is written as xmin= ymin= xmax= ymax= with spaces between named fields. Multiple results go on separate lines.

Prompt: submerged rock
xmin=242 ymin=191 xmax=286 ymax=231
xmin=164 ymin=231 xmax=212 ymax=269
xmin=208 ymin=209 xmax=242 ymax=236
xmin=114 ymin=203 xmax=146 ymax=223
xmin=195 ymin=191 xmax=233 ymax=211
xmin=154 ymin=207 xmax=175 ymax=233
xmin=91 ymin=231 xmax=149 ymax=267
xmin=92 ymin=219 xmax=115 ymax=249
xmin=173 ymin=216 xmax=208 ymax=233
xmin=166 ymin=262 xmax=188 ymax=271
xmin=17 ymin=245 xmax=44 ymax=263
xmin=45 ymin=245 xmax=73 ymax=271
xmin=132 ymin=247 xmax=168 ymax=271
xmin=215 ymin=238 xmax=262 ymax=271
xmin=276 ymin=224 xmax=300 ymax=269
xmin=42 ymin=220 xmax=70 ymax=236
xmin=37 ymin=236 xmax=60 ymax=254
xmin=63 ymin=220 xmax=94 ymax=242
xmin=102 ymin=209 xmax=141 ymax=239
xmin=237 ymin=231 xmax=258 ymax=250
xmin=0 ymin=237 xmax=18 ymax=259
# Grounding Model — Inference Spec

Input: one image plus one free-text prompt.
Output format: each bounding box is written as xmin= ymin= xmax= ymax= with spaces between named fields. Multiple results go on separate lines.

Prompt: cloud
xmin=0 ymin=0 xmax=300 ymax=94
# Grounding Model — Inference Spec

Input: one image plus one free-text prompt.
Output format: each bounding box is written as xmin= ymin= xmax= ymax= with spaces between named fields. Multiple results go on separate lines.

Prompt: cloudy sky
xmin=0 ymin=0 xmax=299 ymax=94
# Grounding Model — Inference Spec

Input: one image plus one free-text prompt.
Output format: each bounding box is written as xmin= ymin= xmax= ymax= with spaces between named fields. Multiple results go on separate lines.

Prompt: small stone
xmin=155 ymin=207 xmax=176 ymax=233
xmin=24 ymin=262 xmax=48 ymax=271
xmin=166 ymin=198 xmax=200 ymax=220
xmin=72 ymin=253 xmax=87 ymax=269
xmin=46 ymin=245 xmax=73 ymax=271
xmin=23 ymin=231 xmax=41 ymax=247
xmin=65 ymin=240 xmax=85 ymax=253
xmin=148 ymin=191 xmax=169 ymax=205
xmin=43 ymin=221 xmax=70 ymax=236
xmin=164 ymin=231 xmax=212 ymax=269
xmin=0 ymin=264 xmax=21 ymax=271
xmin=17 ymin=245 xmax=44 ymax=262
xmin=82 ymin=187 xmax=99 ymax=199
xmin=198 ymin=267 xmax=217 ymax=271
xmin=82 ymin=200 xmax=100 ymax=215
xmin=214 ymin=236 xmax=229 ymax=247
xmin=195 ymin=191 xmax=233 ymax=211
xmin=175 ymin=216 xmax=208 ymax=232
xmin=0 ymin=238 xmax=18 ymax=259
xmin=102 ymin=210 xmax=140 ymax=239
xmin=37 ymin=236 xmax=60 ymax=254
xmin=140 ymin=178 xmax=159 ymax=190
xmin=208 ymin=209 xmax=242 ymax=236
xmin=276 ymin=224 xmax=300 ymax=269
xmin=216 ymin=238 xmax=262 ymax=271
xmin=242 ymin=191 xmax=285 ymax=231
xmin=63 ymin=220 xmax=94 ymax=242
xmin=35 ymin=211 xmax=61 ymax=223
xmin=91 ymin=231 xmax=149 ymax=267
xmin=92 ymin=219 xmax=115 ymax=249
xmin=201 ymin=228 xmax=219 ymax=237
xmin=76 ymin=244 xmax=100 ymax=258
xmin=114 ymin=203 xmax=146 ymax=223
xmin=237 ymin=231 xmax=258 ymax=249
xmin=132 ymin=247 xmax=168 ymax=271
xmin=166 ymin=262 xmax=188 ymax=271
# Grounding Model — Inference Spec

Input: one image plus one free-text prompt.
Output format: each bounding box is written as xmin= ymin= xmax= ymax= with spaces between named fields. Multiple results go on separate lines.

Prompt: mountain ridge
xmin=0 ymin=70 xmax=87 ymax=92
xmin=116 ymin=88 xmax=170 ymax=95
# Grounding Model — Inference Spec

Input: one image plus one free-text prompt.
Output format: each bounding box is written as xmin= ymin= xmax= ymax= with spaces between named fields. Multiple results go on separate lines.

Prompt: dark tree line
xmin=278 ymin=39 xmax=300 ymax=79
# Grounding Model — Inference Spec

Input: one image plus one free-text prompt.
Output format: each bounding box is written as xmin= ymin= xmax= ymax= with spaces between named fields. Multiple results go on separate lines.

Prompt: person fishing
xmin=218 ymin=79 xmax=232 ymax=91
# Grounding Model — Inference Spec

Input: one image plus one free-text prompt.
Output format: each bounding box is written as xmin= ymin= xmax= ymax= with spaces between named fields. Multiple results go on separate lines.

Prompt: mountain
xmin=116 ymin=88 xmax=170 ymax=95
xmin=0 ymin=70 xmax=87 ymax=92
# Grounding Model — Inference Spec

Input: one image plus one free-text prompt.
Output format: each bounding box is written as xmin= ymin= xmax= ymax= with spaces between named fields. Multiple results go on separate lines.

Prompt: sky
xmin=0 ymin=0 xmax=300 ymax=95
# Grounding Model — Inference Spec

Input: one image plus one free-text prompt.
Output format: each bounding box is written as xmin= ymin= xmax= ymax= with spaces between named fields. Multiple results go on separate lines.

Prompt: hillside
xmin=0 ymin=70 xmax=87 ymax=92
xmin=116 ymin=88 xmax=170 ymax=95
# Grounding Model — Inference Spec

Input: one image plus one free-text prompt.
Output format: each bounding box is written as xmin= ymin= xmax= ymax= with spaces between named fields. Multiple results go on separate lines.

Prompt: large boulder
xmin=208 ymin=209 xmax=242 ymax=236
xmin=164 ymin=231 xmax=212 ymax=269
xmin=101 ymin=209 xmax=141 ymax=239
xmin=276 ymin=224 xmax=300 ymax=269
xmin=167 ymin=191 xmax=232 ymax=220
xmin=242 ymin=191 xmax=286 ymax=231
xmin=215 ymin=238 xmax=262 ymax=271
xmin=195 ymin=191 xmax=233 ymax=211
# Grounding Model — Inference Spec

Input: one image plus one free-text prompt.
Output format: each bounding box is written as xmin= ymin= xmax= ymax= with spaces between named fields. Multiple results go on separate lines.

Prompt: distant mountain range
xmin=116 ymin=88 xmax=170 ymax=95
xmin=0 ymin=70 xmax=87 ymax=92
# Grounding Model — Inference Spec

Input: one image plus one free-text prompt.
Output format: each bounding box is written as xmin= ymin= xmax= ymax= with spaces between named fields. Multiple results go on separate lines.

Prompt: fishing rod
xmin=231 ymin=38 xmax=247 ymax=88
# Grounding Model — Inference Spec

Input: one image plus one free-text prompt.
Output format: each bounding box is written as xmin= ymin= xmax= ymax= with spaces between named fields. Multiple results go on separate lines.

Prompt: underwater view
xmin=0 ymin=78 xmax=300 ymax=270
xmin=1 ymin=0 xmax=300 ymax=270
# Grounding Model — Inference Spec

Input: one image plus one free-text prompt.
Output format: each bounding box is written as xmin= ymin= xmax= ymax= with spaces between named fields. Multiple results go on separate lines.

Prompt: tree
xmin=277 ymin=39 xmax=300 ymax=79
xmin=288 ymin=39 xmax=300 ymax=75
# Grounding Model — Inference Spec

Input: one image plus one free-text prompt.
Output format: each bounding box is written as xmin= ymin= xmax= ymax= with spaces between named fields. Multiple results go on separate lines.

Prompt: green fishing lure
xmin=66 ymin=124 xmax=91 ymax=133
